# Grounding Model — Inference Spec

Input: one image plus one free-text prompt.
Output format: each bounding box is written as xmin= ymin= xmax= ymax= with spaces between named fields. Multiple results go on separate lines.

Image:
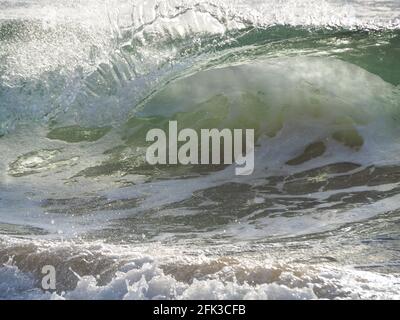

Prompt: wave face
xmin=1 ymin=0 xmax=400 ymax=299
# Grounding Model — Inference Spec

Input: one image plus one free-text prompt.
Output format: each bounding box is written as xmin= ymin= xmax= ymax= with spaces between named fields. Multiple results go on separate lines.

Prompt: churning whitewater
xmin=0 ymin=0 xmax=400 ymax=299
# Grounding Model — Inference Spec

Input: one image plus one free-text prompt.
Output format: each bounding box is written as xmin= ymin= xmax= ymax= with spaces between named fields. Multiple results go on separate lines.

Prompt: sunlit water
xmin=0 ymin=0 xmax=400 ymax=299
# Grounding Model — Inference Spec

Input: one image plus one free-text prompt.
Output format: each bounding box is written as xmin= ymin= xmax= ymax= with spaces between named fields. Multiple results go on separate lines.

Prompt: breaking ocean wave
xmin=1 ymin=0 xmax=400 ymax=299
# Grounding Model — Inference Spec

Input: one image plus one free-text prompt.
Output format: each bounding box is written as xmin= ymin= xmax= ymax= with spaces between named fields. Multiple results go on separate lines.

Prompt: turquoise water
xmin=0 ymin=0 xmax=400 ymax=299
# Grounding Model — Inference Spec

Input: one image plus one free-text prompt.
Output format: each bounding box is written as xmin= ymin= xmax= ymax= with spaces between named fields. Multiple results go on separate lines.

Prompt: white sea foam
xmin=0 ymin=239 xmax=399 ymax=300
xmin=1 ymin=0 xmax=400 ymax=300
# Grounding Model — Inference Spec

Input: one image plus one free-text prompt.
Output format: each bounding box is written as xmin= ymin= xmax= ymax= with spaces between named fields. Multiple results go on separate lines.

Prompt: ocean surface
xmin=1 ymin=0 xmax=400 ymax=299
